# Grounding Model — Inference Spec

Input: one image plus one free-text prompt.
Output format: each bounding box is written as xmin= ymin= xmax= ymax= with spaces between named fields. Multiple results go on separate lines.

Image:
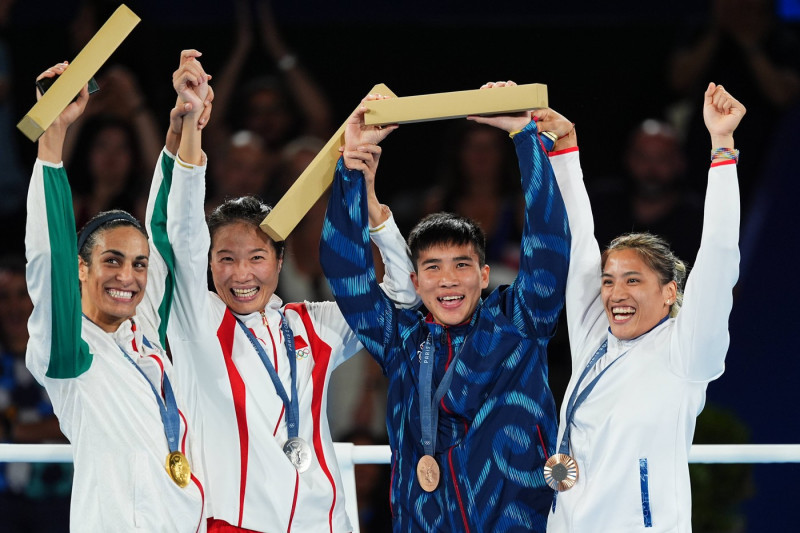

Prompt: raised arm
xmin=26 ymin=62 xmax=92 ymax=382
xmin=320 ymin=96 xmax=408 ymax=368
xmin=672 ymin=83 xmax=744 ymax=380
xmin=468 ymin=81 xmax=570 ymax=337
xmin=338 ymin=98 xmax=416 ymax=308
xmin=538 ymin=108 xmax=609 ymax=358
xmin=142 ymin=52 xmax=214 ymax=347
xmin=163 ymin=51 xmax=215 ymax=342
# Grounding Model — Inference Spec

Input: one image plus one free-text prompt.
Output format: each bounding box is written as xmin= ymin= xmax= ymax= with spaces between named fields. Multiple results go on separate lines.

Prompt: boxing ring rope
xmin=2 ymin=443 xmax=799 ymax=533
xmin=3 ymin=443 xmax=799 ymax=464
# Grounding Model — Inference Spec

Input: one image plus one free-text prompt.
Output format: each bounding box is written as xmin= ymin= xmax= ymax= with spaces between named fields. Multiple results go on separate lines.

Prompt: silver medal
xmin=283 ymin=437 xmax=312 ymax=473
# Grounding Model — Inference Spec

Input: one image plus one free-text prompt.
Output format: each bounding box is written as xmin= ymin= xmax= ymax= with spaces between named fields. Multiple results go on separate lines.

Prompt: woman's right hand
xmin=172 ymin=49 xmax=211 ymax=117
xmin=36 ymin=62 xmax=89 ymax=131
xmin=36 ymin=62 xmax=90 ymax=162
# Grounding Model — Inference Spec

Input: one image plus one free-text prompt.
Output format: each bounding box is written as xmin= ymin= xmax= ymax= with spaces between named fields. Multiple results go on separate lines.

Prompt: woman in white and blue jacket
xmin=541 ymin=82 xmax=744 ymax=532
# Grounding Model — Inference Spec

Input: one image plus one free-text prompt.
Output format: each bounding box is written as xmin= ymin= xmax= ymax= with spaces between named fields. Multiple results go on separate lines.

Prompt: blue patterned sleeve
xmin=320 ymin=158 xmax=398 ymax=370
xmin=508 ymin=121 xmax=571 ymax=337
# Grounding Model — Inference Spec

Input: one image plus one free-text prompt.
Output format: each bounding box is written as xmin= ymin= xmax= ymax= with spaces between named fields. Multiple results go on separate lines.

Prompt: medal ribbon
xmin=558 ymin=340 xmax=614 ymax=455
xmin=117 ymin=343 xmax=181 ymax=454
xmin=236 ymin=311 xmax=300 ymax=439
xmin=418 ymin=331 xmax=467 ymax=457
xmin=559 ymin=316 xmax=670 ymax=455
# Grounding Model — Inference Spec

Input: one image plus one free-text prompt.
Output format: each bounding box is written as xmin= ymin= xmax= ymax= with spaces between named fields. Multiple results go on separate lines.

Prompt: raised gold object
xmin=259 ymin=83 xmax=397 ymax=242
xmin=363 ymin=83 xmax=547 ymax=126
xmin=260 ymin=82 xmax=549 ymax=241
xmin=17 ymin=4 xmax=140 ymax=141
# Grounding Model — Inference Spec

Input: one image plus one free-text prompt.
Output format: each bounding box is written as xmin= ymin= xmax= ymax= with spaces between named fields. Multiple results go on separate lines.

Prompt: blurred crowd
xmin=0 ymin=0 xmax=798 ymax=531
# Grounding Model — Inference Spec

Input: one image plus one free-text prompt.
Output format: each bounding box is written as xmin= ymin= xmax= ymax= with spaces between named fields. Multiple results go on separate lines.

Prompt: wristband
xmin=710 ymin=147 xmax=739 ymax=164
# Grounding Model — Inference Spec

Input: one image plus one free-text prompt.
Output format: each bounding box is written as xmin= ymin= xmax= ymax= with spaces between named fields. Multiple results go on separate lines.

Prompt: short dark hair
xmin=407 ymin=212 xmax=486 ymax=270
xmin=207 ymin=196 xmax=285 ymax=259
xmin=77 ymin=210 xmax=147 ymax=265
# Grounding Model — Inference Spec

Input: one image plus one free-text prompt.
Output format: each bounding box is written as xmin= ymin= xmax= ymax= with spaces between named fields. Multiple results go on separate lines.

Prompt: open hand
xmin=467 ymin=81 xmax=533 ymax=133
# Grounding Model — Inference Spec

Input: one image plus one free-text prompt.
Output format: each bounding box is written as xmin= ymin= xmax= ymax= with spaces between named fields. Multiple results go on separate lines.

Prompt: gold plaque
xmin=17 ymin=5 xmax=140 ymax=141
xmin=166 ymin=451 xmax=191 ymax=488
xmin=416 ymin=454 xmax=440 ymax=492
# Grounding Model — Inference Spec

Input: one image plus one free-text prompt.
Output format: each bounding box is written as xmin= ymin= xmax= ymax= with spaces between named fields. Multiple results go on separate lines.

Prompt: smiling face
xmin=79 ymin=226 xmax=149 ymax=332
xmin=411 ymin=243 xmax=489 ymax=327
xmin=209 ymin=221 xmax=283 ymax=315
xmin=601 ymin=248 xmax=676 ymax=340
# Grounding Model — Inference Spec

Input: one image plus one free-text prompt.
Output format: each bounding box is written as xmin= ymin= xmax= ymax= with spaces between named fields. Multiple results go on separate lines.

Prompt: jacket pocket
xmin=639 ymin=457 xmax=653 ymax=528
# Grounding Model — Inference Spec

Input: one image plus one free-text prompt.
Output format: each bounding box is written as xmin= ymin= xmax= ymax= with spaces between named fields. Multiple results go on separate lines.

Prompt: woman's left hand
xmin=703 ymin=82 xmax=746 ymax=147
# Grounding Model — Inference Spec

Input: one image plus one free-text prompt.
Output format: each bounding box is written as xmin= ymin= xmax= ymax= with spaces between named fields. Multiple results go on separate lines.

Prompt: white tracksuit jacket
xmin=546 ymin=148 xmax=739 ymax=532
xmin=147 ymin=151 xmax=417 ymax=532
xmin=26 ymin=159 xmax=206 ymax=532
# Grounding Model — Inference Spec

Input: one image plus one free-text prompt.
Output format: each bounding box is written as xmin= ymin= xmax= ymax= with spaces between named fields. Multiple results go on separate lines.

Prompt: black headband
xmin=77 ymin=212 xmax=140 ymax=254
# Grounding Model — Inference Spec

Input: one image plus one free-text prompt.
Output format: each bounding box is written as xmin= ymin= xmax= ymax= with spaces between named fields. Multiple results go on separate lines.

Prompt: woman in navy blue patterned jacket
xmin=321 ymin=82 xmax=570 ymax=532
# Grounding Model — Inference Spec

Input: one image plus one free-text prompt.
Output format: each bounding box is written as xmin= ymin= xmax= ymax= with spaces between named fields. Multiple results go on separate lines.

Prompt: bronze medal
xmin=416 ymin=454 xmax=440 ymax=492
xmin=166 ymin=451 xmax=191 ymax=488
xmin=543 ymin=453 xmax=579 ymax=491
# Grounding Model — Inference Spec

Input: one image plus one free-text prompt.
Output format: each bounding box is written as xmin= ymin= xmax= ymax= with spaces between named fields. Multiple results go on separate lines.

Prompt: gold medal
xmin=166 ymin=451 xmax=191 ymax=488
xmin=543 ymin=453 xmax=579 ymax=491
xmin=416 ymin=454 xmax=440 ymax=492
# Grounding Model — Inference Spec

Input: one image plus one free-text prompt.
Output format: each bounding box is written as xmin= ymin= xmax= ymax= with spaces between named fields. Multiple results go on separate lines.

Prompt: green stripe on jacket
xmin=43 ymin=165 xmax=92 ymax=379
xmin=150 ymin=154 xmax=176 ymax=347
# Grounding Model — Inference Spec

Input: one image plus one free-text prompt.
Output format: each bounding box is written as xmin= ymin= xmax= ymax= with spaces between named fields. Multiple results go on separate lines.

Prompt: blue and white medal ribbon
xmin=118 ymin=339 xmax=191 ymax=487
xmin=416 ymin=332 xmax=465 ymax=492
xmin=237 ymin=311 xmax=312 ymax=473
xmin=543 ymin=340 xmax=617 ymax=491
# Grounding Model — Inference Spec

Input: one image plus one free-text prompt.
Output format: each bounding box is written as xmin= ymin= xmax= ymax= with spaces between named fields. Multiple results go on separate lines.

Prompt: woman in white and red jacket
xmin=149 ymin=51 xmax=418 ymax=533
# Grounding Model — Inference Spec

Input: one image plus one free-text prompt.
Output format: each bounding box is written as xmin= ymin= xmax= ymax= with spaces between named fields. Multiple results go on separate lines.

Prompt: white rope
xmin=2 ymin=443 xmax=800 ymax=464
xmin=688 ymin=444 xmax=800 ymax=464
